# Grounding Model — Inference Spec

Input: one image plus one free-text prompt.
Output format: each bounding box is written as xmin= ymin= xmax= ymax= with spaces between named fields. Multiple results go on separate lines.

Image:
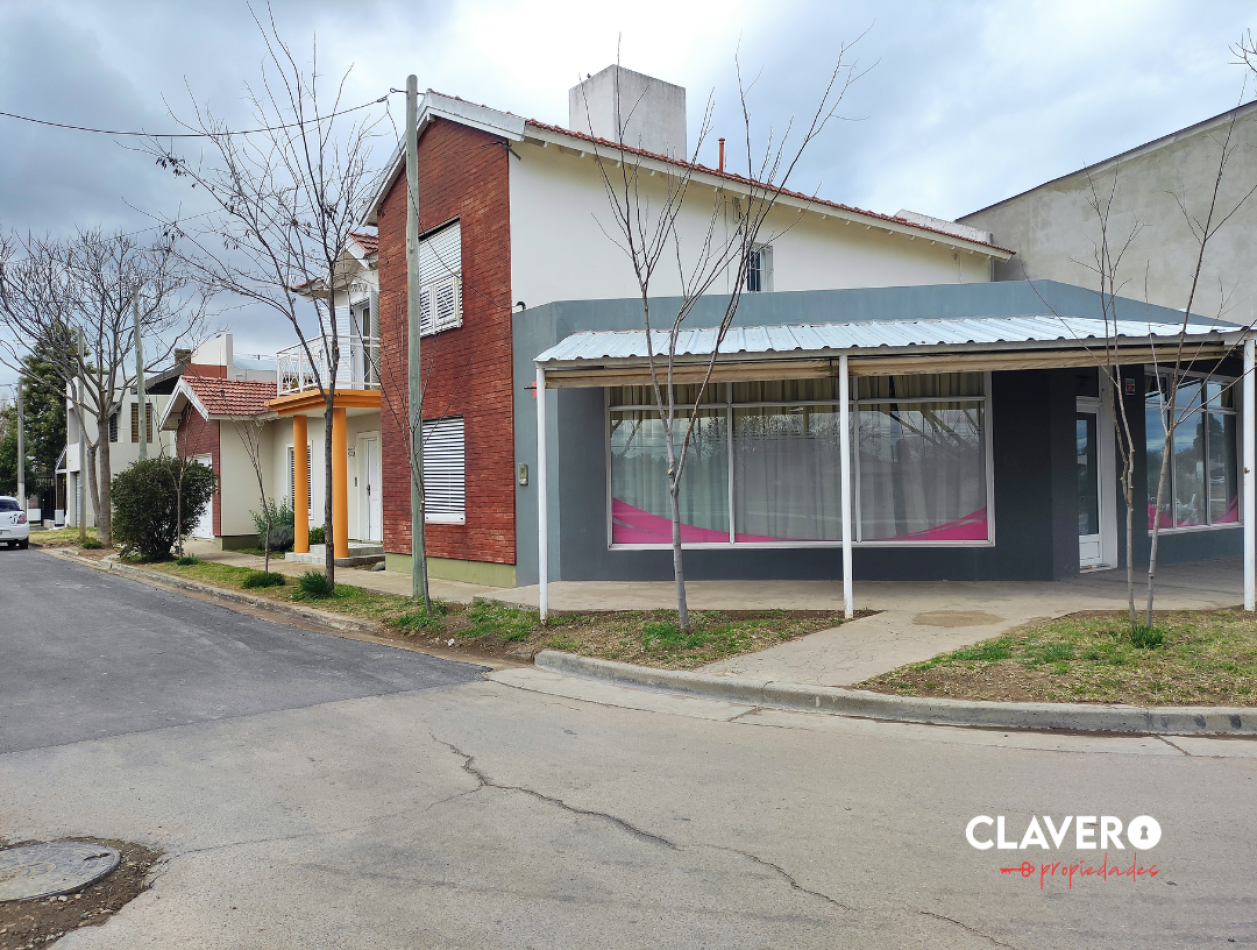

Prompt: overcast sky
xmin=0 ymin=0 xmax=1253 ymax=389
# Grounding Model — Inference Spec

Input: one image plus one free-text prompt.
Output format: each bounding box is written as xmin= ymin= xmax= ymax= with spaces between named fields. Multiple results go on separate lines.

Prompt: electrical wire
xmin=0 ymin=92 xmax=396 ymax=140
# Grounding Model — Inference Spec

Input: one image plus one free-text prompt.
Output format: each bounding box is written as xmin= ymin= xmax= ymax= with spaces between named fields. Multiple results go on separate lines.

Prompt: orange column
xmin=332 ymin=406 xmax=349 ymax=560
xmin=292 ymin=415 xmax=309 ymax=554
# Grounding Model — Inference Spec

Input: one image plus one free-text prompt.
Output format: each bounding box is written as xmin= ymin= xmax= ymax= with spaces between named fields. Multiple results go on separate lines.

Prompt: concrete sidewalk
xmin=180 ymin=541 xmax=1244 ymax=688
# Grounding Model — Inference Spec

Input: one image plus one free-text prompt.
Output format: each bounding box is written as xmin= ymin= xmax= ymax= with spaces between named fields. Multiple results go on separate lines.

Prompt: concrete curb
xmin=49 ymin=550 xmax=380 ymax=634
xmin=534 ymin=650 xmax=1257 ymax=736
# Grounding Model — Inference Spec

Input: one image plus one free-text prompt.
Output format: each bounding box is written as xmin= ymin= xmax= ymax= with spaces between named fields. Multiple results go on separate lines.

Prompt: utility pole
xmin=76 ymin=327 xmax=86 ymax=543
xmin=15 ymin=379 xmax=25 ymax=515
xmin=406 ymin=74 xmax=430 ymax=610
xmin=134 ymin=286 xmax=147 ymax=461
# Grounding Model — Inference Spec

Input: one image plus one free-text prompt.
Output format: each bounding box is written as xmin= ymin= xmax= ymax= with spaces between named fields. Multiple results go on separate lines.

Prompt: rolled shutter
xmin=423 ymin=417 xmax=465 ymax=523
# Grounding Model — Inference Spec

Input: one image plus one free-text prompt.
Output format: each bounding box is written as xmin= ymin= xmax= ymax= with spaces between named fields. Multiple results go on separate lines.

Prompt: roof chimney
xmin=569 ymin=65 xmax=687 ymax=160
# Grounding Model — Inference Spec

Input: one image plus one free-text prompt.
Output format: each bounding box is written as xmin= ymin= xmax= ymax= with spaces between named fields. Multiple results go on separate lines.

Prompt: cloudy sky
xmin=0 ymin=0 xmax=1253 ymax=388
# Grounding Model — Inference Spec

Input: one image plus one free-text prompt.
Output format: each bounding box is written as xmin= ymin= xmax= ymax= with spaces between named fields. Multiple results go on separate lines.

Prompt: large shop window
xmin=607 ymin=373 xmax=992 ymax=547
xmin=1145 ymin=371 xmax=1240 ymax=531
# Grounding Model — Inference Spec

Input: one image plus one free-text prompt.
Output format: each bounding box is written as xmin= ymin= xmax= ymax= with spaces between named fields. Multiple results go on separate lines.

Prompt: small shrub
xmin=395 ymin=609 xmax=442 ymax=633
xmin=951 ymin=640 xmax=1013 ymax=663
xmin=176 ymin=555 xmax=199 ymax=566
xmin=308 ymin=526 xmax=326 ymax=545
xmin=242 ymin=570 xmax=286 ymax=589
xmin=81 ymin=539 xmax=103 ymax=550
xmin=1129 ymin=624 xmax=1167 ymax=650
xmin=112 ymin=457 xmax=216 ymax=560
xmin=251 ymin=498 xmax=296 ymax=553
xmin=297 ymin=570 xmax=333 ymax=598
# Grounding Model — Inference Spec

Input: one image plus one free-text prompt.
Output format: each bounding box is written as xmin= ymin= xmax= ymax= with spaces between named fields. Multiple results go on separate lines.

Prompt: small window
xmin=108 ymin=412 xmax=119 ymax=443
xmin=130 ymin=402 xmax=152 ymax=443
xmin=423 ymin=416 xmax=465 ymax=524
xmin=418 ymin=221 xmax=463 ymax=336
xmin=745 ymin=245 xmax=773 ymax=293
xmin=287 ymin=443 xmax=312 ymax=515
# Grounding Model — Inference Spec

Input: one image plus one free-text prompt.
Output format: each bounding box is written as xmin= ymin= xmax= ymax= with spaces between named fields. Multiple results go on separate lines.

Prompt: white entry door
xmin=193 ymin=455 xmax=214 ymax=539
xmin=1077 ymin=375 xmax=1118 ymax=570
xmin=359 ymin=436 xmax=382 ymax=542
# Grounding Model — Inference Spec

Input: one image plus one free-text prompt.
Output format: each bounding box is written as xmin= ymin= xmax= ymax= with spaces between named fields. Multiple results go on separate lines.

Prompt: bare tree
xmin=143 ymin=4 xmax=384 ymax=591
xmin=0 ymin=228 xmax=211 ymax=545
xmin=588 ymin=48 xmax=865 ymax=630
xmin=229 ymin=411 xmax=277 ymax=572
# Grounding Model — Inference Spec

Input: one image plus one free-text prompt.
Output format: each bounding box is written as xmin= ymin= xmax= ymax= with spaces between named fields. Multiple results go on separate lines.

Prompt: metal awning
xmin=534 ymin=316 xmax=1246 ymax=387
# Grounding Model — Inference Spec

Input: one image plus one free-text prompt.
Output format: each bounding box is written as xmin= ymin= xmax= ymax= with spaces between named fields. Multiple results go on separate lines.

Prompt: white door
xmin=1077 ymin=407 xmax=1103 ymax=568
xmin=360 ymin=437 xmax=382 ymax=542
xmin=193 ymin=455 xmax=214 ymax=539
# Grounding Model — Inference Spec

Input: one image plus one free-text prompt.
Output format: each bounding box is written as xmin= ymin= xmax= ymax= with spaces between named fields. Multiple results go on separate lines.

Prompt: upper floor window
xmin=130 ymin=402 xmax=152 ymax=443
xmin=108 ymin=412 xmax=118 ymax=443
xmin=745 ymin=244 xmax=773 ymax=293
xmin=418 ymin=221 xmax=463 ymax=335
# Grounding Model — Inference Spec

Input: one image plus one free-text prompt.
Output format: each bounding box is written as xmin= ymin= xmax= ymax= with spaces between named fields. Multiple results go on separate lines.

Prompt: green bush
xmin=251 ymin=498 xmax=296 ymax=552
xmin=176 ymin=555 xmax=199 ymax=566
xmin=112 ymin=458 xmax=216 ymax=561
xmin=297 ymin=570 xmax=333 ymax=598
xmin=308 ymin=525 xmax=326 ymax=545
xmin=242 ymin=570 xmax=287 ymax=589
xmin=81 ymin=539 xmax=103 ymax=550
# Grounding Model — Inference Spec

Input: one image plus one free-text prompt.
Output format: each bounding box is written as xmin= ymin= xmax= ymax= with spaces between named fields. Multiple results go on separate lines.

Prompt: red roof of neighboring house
xmin=184 ymin=377 xmax=276 ymax=417
xmin=349 ymin=231 xmax=378 ymax=254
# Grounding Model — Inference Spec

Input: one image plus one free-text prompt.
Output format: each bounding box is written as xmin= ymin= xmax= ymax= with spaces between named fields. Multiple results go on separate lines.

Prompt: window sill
xmin=608 ymin=539 xmax=996 ymax=551
xmin=426 ymin=514 xmax=466 ymax=525
xmin=1147 ymin=522 xmax=1242 ymax=536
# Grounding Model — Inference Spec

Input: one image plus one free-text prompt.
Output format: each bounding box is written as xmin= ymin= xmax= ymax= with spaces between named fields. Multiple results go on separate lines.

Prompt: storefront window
xmin=608 ymin=372 xmax=992 ymax=547
xmin=1145 ymin=372 xmax=1239 ymax=531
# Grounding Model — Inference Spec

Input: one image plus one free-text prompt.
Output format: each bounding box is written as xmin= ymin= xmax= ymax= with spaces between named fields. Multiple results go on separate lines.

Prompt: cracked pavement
xmin=3 ymin=550 xmax=1256 ymax=948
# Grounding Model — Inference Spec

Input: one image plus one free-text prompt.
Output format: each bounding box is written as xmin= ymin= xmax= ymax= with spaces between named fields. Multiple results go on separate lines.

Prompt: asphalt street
xmin=2 ymin=548 xmax=1256 ymax=949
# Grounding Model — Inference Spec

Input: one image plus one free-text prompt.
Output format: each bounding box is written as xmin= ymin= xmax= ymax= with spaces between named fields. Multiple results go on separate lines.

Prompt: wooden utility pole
xmin=406 ymin=74 xmax=430 ymax=609
xmin=15 ymin=379 xmax=25 ymax=514
xmin=134 ymin=287 xmax=147 ymax=461
xmin=76 ymin=327 xmax=86 ymax=542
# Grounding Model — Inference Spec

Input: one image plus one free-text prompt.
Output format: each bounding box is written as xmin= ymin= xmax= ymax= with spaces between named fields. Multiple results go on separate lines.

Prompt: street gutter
xmin=535 ymin=650 xmax=1257 ymax=736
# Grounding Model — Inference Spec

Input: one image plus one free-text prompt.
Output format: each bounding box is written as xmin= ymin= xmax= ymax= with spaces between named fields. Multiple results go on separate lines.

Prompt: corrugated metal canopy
xmin=535 ymin=316 xmax=1243 ymax=367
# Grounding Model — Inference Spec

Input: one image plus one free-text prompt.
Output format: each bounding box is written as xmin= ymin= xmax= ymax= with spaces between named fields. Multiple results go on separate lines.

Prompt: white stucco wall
xmin=219 ymin=419 xmax=276 ymax=537
xmin=508 ymin=140 xmax=992 ymax=311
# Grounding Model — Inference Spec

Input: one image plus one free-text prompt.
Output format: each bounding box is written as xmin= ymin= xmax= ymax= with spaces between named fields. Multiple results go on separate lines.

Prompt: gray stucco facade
xmin=511 ymin=281 xmax=1243 ymax=586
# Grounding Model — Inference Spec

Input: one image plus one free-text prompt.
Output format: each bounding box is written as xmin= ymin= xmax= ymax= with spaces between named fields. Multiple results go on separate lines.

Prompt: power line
xmin=0 ymin=92 xmax=396 ymax=140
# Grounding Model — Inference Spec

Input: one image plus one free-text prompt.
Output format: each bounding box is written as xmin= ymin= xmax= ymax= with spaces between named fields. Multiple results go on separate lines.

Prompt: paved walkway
xmin=179 ymin=541 xmax=1245 ymax=687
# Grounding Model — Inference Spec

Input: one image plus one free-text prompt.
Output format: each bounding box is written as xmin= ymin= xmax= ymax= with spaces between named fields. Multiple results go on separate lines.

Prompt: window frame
xmin=423 ymin=415 xmax=466 ymax=525
xmin=604 ymin=372 xmax=996 ymax=550
xmin=417 ymin=220 xmax=463 ymax=337
xmin=1144 ymin=366 xmax=1242 ymax=535
xmin=744 ymin=244 xmax=774 ymax=294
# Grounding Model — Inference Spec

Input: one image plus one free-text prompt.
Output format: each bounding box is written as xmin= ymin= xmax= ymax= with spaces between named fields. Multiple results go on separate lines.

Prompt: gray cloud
xmin=1 ymin=0 xmax=1254 ymax=390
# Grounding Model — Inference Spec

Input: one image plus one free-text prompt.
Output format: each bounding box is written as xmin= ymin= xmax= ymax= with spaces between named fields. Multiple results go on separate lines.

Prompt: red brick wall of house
xmin=176 ymin=406 xmax=222 ymax=537
xmin=378 ymin=118 xmax=515 ymax=565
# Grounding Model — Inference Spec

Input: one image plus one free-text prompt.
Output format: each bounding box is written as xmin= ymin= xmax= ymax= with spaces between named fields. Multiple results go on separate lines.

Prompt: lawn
xmin=859 ymin=610 xmax=1257 ymax=707
xmin=28 ymin=526 xmax=100 ymax=548
xmin=141 ymin=559 xmax=855 ymax=670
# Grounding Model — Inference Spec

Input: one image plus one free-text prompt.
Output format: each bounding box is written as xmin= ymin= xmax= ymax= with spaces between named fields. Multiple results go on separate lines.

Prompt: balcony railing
xmin=277 ymin=334 xmax=381 ymax=397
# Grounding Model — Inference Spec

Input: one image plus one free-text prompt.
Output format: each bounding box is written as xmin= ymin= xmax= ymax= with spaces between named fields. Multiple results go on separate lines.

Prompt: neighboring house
xmin=61 ymin=373 xmax=178 ymax=529
xmin=362 ymin=65 xmax=1015 ymax=587
xmin=160 ymin=237 xmax=383 ymax=557
xmin=959 ymin=100 xmax=1257 ymax=325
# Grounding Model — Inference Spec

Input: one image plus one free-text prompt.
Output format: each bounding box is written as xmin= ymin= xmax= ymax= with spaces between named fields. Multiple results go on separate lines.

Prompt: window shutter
xmin=288 ymin=443 xmax=312 ymax=513
xmin=417 ymin=221 xmax=462 ymax=336
xmin=423 ymin=417 xmax=465 ymax=522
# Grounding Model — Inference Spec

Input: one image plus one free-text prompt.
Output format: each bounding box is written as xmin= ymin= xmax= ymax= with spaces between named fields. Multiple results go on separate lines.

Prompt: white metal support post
xmin=15 ymin=380 xmax=25 ymax=514
xmin=1244 ymin=337 xmax=1254 ymax=611
xmin=536 ymin=365 xmax=549 ymax=622
xmin=134 ymin=288 xmax=146 ymax=461
xmin=839 ymin=354 xmax=854 ymax=619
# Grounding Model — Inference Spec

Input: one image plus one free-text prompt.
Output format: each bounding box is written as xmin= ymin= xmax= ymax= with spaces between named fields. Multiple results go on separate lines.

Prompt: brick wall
xmin=378 ymin=118 xmax=515 ymax=565
xmin=176 ymin=405 xmax=222 ymax=537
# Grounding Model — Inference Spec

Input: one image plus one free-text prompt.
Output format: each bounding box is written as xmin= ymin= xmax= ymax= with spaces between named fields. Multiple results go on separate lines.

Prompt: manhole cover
xmin=0 ymin=842 xmax=121 ymax=901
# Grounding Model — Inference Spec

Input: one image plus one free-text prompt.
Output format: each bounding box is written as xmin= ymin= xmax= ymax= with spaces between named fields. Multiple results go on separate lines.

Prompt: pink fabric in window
xmin=866 ymin=509 xmax=988 ymax=542
xmin=611 ymin=499 xmax=730 ymax=544
xmin=1216 ymin=495 xmax=1240 ymax=524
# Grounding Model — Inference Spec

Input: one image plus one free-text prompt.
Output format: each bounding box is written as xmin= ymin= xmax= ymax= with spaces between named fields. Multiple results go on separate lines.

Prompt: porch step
xmin=286 ymin=542 xmax=385 ymax=568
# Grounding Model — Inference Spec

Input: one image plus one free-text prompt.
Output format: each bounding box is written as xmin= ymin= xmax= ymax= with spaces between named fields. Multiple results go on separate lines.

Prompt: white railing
xmin=277 ymin=334 xmax=381 ymax=396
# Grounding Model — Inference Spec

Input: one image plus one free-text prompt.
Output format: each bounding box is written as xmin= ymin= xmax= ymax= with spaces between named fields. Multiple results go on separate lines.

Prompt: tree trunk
xmin=1146 ymin=428 xmax=1174 ymax=627
xmin=669 ymin=481 xmax=690 ymax=632
xmin=96 ymin=412 xmax=113 ymax=546
xmin=324 ymin=395 xmax=336 ymax=591
xmin=85 ymin=442 xmax=101 ymax=538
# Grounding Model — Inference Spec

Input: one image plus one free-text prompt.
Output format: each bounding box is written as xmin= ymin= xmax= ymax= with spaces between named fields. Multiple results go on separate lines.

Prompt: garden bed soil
xmin=0 ymin=840 xmax=160 ymax=950
xmin=861 ymin=608 xmax=1257 ymax=708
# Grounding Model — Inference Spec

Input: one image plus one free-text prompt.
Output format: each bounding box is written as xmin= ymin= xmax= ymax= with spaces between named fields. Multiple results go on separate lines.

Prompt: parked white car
xmin=0 ymin=496 xmax=30 ymax=549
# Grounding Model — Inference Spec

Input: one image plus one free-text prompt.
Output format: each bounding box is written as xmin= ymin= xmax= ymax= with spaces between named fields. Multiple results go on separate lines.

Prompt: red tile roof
xmin=185 ymin=377 xmax=276 ymax=417
xmin=349 ymin=231 xmax=378 ymax=254
xmin=524 ymin=120 xmax=1012 ymax=254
